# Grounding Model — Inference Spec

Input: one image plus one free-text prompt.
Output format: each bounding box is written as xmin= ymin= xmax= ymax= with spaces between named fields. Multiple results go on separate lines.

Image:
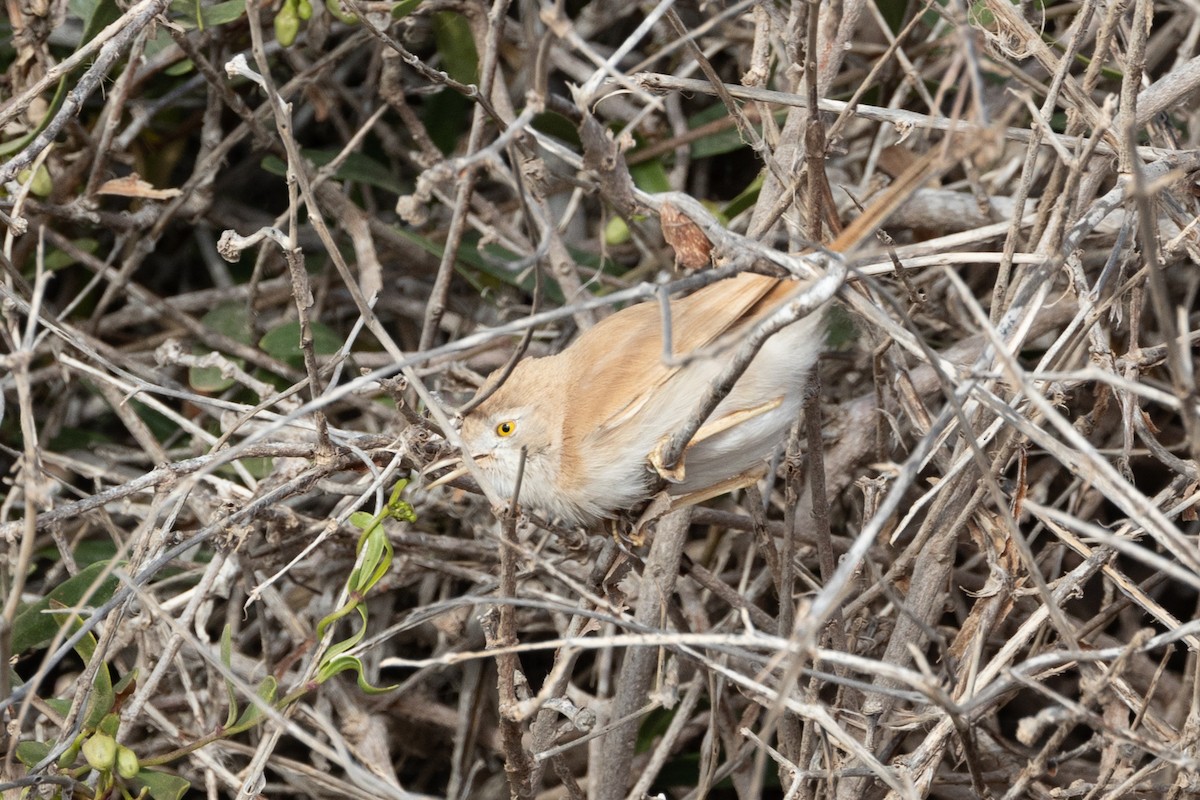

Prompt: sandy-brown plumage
xmin=456 ymin=148 xmax=943 ymax=525
xmin=459 ymin=271 xmax=821 ymax=525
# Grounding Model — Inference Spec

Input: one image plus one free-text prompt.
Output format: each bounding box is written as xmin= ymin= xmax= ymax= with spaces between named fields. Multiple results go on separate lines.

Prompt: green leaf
xmin=432 ymin=11 xmax=478 ymax=83
xmin=630 ymin=160 xmax=671 ymax=194
xmin=0 ymin=76 xmax=67 ymax=158
xmin=391 ymin=226 xmax=571 ymax=303
xmin=15 ymin=740 xmax=52 ymax=767
xmin=220 ymin=626 xmax=239 ymax=728
xmin=57 ymin=731 xmax=84 ymax=768
xmin=135 ymin=768 xmax=192 ymax=800
xmin=190 ymin=303 xmax=252 ymax=392
xmin=231 ymin=676 xmax=278 ymax=731
xmin=202 ymin=302 xmax=255 ymax=344
xmin=348 ymin=528 xmax=386 ymax=593
xmin=42 ymin=238 xmax=99 ymax=272
xmin=167 ymin=0 xmax=246 ymax=27
xmin=316 ymin=653 xmax=397 ymax=694
xmin=321 ymin=604 xmax=370 ymax=663
xmin=722 ymin=173 xmax=764 ymax=220
xmin=391 ymin=0 xmax=421 ymax=18
xmin=63 ymin=624 xmax=115 ymax=730
xmin=83 ymin=652 xmax=115 ymax=731
xmin=97 ymin=711 xmax=120 ymax=738
xmin=316 ymin=600 xmax=357 ymax=640
xmin=259 ymin=151 xmax=406 ymax=194
xmin=46 ymin=697 xmax=72 ymax=717
xmin=113 ymin=667 xmax=138 ymax=696
xmin=11 ymin=560 xmax=122 ymax=653
xmin=258 ymin=320 xmax=343 ymax=366
xmin=1 ymin=0 xmax=117 ymax=157
xmin=348 ymin=511 xmax=376 ymax=531
xmin=71 ymin=0 xmax=123 ymax=45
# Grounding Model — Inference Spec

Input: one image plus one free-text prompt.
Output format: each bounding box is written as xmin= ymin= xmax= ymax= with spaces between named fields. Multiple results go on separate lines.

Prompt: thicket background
xmin=3 ymin=0 xmax=1200 ymax=798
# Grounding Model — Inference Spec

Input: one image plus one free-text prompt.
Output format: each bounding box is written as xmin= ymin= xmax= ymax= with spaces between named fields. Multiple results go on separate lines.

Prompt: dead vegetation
xmin=3 ymin=0 xmax=1200 ymax=799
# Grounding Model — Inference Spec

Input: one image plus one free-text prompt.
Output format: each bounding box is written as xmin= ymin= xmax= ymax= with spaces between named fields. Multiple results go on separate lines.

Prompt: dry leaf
xmin=96 ymin=173 xmax=182 ymax=200
xmin=660 ymin=201 xmax=713 ymax=271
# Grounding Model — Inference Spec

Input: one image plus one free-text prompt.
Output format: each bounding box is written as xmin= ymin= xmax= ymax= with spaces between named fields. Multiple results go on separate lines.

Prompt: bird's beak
xmin=421 ymin=456 xmax=470 ymax=492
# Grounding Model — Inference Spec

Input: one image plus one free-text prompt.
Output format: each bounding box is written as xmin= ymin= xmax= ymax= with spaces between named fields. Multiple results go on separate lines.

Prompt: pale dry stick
xmin=892 ymin=551 xmax=1115 ymax=798
xmin=216 ymin=45 xmax=383 ymax=775
xmin=1000 ymin=639 xmax=1158 ymax=800
xmin=24 ymin=478 xmax=171 ymax=775
xmin=57 ymin=355 xmax=257 ymax=487
xmin=829 ymin=4 xmax=937 ymax=148
xmin=35 ymin=223 xmax=300 ymax=380
xmin=83 ymin=26 xmax=153 ymax=197
xmin=416 ymin=0 xmax=514 ymax=352
xmin=1027 ymin=501 xmax=1200 ymax=650
xmin=0 ymin=442 xmax=350 ymax=542
xmin=92 ymin=33 xmax=369 ymax=328
xmin=525 ymin=617 xmax=594 ymax=791
xmin=0 ymin=271 xmax=730 ymax=536
xmin=123 ymin=577 xmax=419 ymax=800
xmin=946 ymin=262 xmax=1200 ymax=577
xmin=226 ymin=49 xmax=329 ymax=453
xmin=381 ymin=629 xmax=937 ymax=704
xmin=993 ymin=636 xmax=1199 ymax=746
xmin=665 ymin=8 xmax=790 ymax=196
xmin=140 ymin=703 xmax=246 ymax=795
xmin=491 ymin=446 xmax=535 ymax=799
xmin=740 ymin=726 xmax=805 ymax=800
xmin=119 ymin=553 xmax=231 ymax=728
xmin=624 ymin=676 xmax=706 ymax=799
xmin=956 ymin=379 xmax=1200 ymax=590
xmin=1129 ymin=149 xmax=1200 ymax=465
xmin=1 ymin=141 xmax=50 ymax=251
xmin=981 ymin=0 xmax=1107 ymax=134
xmin=157 ymin=342 xmax=294 ymax=408
xmin=595 ymin=508 xmax=692 ymax=800
xmin=576 ymin=0 xmax=675 ymax=102
xmin=632 ymin=73 xmax=1189 ymax=161
xmin=446 ymin=659 xmax=486 ymax=800
xmin=0 ymin=260 xmax=52 ymax=772
xmin=992 ymin=0 xmax=1106 ymax=320
xmin=0 ymin=0 xmax=170 ymax=159
xmin=0 ymin=450 xmax=381 ymax=717
xmin=239 ymin=444 xmax=409 ymax=610
xmin=974 ymin=364 xmax=1194 ymax=415
xmin=1137 ymin=54 xmax=1200 ymax=127
xmin=214 ymin=45 xmax=513 ymax=519
xmin=1119 ymin=0 xmax=1153 ymax=177
xmin=801 ymin=207 xmax=1136 ymax=643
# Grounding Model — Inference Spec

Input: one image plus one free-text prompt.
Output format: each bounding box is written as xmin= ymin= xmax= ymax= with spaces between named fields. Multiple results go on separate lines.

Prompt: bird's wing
xmin=577 ymin=272 xmax=787 ymax=438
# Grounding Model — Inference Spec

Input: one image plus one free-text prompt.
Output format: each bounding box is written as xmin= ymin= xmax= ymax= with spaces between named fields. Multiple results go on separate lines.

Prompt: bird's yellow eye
xmin=496 ymin=420 xmax=517 ymax=437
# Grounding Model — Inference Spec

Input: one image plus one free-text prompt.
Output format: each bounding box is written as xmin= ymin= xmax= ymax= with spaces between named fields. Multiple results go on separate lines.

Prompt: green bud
xmin=275 ymin=0 xmax=299 ymax=46
xmin=604 ymin=215 xmax=630 ymax=246
xmin=115 ymin=745 xmax=140 ymax=779
xmin=98 ymin=713 xmax=121 ymax=738
xmin=15 ymin=165 xmax=52 ymax=197
xmin=297 ymin=0 xmax=312 ymax=19
xmin=324 ymin=0 xmax=356 ymax=23
xmin=57 ymin=733 xmax=84 ymax=769
xmin=82 ymin=733 xmax=117 ymax=771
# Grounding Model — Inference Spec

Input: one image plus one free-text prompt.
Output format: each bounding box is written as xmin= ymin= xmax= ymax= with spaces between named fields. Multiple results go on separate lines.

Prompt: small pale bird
xmin=457 ymin=271 xmax=826 ymax=525
xmin=434 ymin=148 xmax=942 ymax=527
